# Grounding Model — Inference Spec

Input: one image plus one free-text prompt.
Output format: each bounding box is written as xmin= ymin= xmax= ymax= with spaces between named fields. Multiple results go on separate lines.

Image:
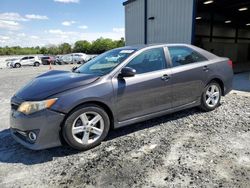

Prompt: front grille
xmin=13 ymin=129 xmax=28 ymax=141
xmin=11 ymin=103 xmax=19 ymax=111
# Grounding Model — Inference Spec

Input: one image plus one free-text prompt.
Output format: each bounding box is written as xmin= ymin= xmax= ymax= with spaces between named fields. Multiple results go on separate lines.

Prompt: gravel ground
xmin=0 ymin=66 xmax=249 ymax=188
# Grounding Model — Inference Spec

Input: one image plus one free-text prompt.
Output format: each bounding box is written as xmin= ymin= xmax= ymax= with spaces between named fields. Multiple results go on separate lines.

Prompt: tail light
xmin=228 ymin=60 xmax=233 ymax=68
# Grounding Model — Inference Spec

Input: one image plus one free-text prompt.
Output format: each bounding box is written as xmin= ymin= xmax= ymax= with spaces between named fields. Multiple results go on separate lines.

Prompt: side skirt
xmin=114 ymin=100 xmax=200 ymax=129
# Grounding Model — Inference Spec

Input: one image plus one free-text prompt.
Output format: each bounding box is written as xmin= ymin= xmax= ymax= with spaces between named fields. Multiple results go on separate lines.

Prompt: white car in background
xmin=58 ymin=53 xmax=90 ymax=64
xmin=8 ymin=56 xmax=41 ymax=68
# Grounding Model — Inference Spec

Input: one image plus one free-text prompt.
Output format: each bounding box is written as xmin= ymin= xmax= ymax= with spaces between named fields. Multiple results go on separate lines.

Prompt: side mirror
xmin=72 ymin=66 xmax=78 ymax=72
xmin=119 ymin=67 xmax=136 ymax=78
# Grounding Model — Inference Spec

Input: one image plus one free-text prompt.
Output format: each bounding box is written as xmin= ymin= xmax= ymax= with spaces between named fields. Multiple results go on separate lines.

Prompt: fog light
xmin=28 ymin=131 xmax=37 ymax=142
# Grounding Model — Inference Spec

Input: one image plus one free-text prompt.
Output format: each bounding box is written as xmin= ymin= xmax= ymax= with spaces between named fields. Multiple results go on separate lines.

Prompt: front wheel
xmin=14 ymin=63 xmax=21 ymax=68
xmin=62 ymin=104 xmax=110 ymax=151
xmin=200 ymin=82 xmax=222 ymax=111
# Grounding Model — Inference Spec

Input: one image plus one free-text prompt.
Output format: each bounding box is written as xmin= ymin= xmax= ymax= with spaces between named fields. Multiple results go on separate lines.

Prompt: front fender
xmin=50 ymin=81 xmax=114 ymax=115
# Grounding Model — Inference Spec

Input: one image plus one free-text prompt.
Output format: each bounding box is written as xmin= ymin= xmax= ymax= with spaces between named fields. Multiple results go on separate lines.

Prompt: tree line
xmin=0 ymin=37 xmax=125 ymax=55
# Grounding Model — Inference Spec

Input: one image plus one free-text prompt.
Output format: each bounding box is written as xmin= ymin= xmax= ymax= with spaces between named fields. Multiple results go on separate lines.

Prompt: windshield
xmin=75 ymin=48 xmax=136 ymax=76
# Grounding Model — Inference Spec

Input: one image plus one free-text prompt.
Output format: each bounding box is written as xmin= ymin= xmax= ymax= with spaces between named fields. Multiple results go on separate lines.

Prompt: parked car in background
xmin=55 ymin=55 xmax=62 ymax=64
xmin=8 ymin=56 xmax=41 ymax=68
xmin=10 ymin=44 xmax=233 ymax=151
xmin=41 ymin=56 xmax=55 ymax=65
xmin=58 ymin=53 xmax=90 ymax=64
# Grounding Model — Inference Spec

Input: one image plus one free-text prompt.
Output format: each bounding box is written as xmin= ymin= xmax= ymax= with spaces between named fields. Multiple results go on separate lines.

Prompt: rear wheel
xmin=34 ymin=62 xmax=40 ymax=67
xmin=62 ymin=104 xmax=110 ymax=151
xmin=200 ymin=82 xmax=221 ymax=111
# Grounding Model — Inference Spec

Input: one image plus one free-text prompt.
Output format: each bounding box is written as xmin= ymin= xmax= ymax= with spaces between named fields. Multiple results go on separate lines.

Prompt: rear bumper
xmin=224 ymin=81 xmax=233 ymax=95
xmin=10 ymin=109 xmax=65 ymax=150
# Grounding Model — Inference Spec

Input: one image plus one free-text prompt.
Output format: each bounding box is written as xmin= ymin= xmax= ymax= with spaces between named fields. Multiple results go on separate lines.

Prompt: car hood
xmin=8 ymin=59 xmax=20 ymax=64
xmin=15 ymin=70 xmax=100 ymax=101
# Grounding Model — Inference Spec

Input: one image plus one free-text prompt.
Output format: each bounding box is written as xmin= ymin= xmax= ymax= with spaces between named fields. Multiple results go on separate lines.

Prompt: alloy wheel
xmin=205 ymin=84 xmax=220 ymax=108
xmin=71 ymin=111 xmax=104 ymax=145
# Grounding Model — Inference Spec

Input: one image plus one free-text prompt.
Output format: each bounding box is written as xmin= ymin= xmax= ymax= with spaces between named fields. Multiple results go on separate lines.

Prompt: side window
xmin=29 ymin=57 xmax=34 ymax=59
xmin=126 ymin=48 xmax=167 ymax=74
xmin=168 ymin=47 xmax=207 ymax=67
xmin=21 ymin=57 xmax=28 ymax=60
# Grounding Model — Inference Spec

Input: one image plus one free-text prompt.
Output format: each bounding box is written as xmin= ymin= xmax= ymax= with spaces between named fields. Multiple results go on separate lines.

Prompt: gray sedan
xmin=10 ymin=44 xmax=233 ymax=151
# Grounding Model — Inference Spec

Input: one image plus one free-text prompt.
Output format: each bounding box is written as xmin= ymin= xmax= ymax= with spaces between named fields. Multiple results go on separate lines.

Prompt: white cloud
xmin=113 ymin=27 xmax=125 ymax=33
xmin=0 ymin=35 xmax=10 ymax=40
xmin=25 ymin=14 xmax=49 ymax=20
xmin=30 ymin=35 xmax=39 ymax=39
xmin=0 ymin=20 xmax=21 ymax=30
xmin=17 ymin=33 xmax=26 ymax=37
xmin=0 ymin=27 xmax=125 ymax=47
xmin=54 ymin=0 xmax=79 ymax=3
xmin=62 ymin=21 xmax=76 ymax=26
xmin=0 ymin=12 xmax=28 ymax=21
xmin=0 ymin=12 xmax=49 ymax=31
xmin=48 ymin=29 xmax=76 ymax=35
xmin=78 ymin=25 xmax=88 ymax=29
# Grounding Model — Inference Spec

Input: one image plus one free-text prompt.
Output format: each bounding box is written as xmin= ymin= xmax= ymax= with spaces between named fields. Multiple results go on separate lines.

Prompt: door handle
xmin=203 ymin=66 xmax=209 ymax=72
xmin=161 ymin=74 xmax=170 ymax=81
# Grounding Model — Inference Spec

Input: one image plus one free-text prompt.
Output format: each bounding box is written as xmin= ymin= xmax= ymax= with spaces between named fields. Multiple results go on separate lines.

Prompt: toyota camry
xmin=10 ymin=44 xmax=233 ymax=150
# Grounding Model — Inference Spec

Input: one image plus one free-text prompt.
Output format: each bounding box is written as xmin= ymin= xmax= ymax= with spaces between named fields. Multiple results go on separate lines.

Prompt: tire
xmin=34 ymin=62 xmax=40 ymax=67
xmin=14 ymin=63 xmax=21 ymax=68
xmin=62 ymin=104 xmax=110 ymax=151
xmin=200 ymin=81 xmax=222 ymax=111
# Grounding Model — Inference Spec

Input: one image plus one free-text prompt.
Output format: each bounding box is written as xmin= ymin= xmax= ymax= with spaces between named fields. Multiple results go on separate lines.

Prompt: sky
xmin=0 ymin=0 xmax=125 ymax=47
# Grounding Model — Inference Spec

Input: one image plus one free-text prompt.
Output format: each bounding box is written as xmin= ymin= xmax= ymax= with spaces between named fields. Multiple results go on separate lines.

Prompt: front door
xmin=113 ymin=47 xmax=172 ymax=122
xmin=20 ymin=57 xmax=29 ymax=65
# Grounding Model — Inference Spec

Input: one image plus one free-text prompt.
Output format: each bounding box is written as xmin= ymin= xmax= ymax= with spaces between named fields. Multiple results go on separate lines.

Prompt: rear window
xmin=168 ymin=46 xmax=207 ymax=67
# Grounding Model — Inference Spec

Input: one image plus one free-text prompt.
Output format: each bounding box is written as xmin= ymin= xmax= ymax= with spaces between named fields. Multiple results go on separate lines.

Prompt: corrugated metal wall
xmin=125 ymin=0 xmax=194 ymax=45
xmin=125 ymin=0 xmax=145 ymax=45
xmin=147 ymin=0 xmax=194 ymax=44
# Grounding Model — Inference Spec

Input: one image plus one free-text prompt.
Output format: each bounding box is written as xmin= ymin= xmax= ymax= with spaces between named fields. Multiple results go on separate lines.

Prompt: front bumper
xmin=10 ymin=109 xmax=65 ymax=150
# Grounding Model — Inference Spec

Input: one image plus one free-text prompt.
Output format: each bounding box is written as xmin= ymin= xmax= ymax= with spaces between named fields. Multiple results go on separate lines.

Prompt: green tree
xmin=59 ymin=43 xmax=71 ymax=54
xmin=115 ymin=37 xmax=125 ymax=48
xmin=47 ymin=45 xmax=59 ymax=55
xmin=91 ymin=38 xmax=116 ymax=54
xmin=0 ymin=38 xmax=126 ymax=55
xmin=40 ymin=47 xmax=48 ymax=55
xmin=73 ymin=40 xmax=91 ymax=53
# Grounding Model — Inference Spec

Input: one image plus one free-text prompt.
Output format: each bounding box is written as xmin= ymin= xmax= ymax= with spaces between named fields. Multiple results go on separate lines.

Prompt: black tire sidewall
xmin=15 ymin=63 xmax=21 ymax=68
xmin=62 ymin=104 xmax=110 ymax=151
xmin=201 ymin=82 xmax=222 ymax=111
xmin=34 ymin=62 xmax=40 ymax=67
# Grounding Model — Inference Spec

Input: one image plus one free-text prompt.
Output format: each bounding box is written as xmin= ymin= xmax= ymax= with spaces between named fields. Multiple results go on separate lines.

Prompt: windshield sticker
xmin=120 ymin=50 xmax=135 ymax=54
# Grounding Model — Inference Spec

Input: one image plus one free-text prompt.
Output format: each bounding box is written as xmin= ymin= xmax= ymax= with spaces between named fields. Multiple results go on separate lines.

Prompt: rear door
xmin=167 ymin=46 xmax=209 ymax=108
xmin=28 ymin=56 xmax=35 ymax=65
xmin=113 ymin=47 xmax=172 ymax=122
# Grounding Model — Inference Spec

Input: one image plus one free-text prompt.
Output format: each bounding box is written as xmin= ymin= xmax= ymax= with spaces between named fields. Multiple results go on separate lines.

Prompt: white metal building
xmin=123 ymin=0 xmax=250 ymax=72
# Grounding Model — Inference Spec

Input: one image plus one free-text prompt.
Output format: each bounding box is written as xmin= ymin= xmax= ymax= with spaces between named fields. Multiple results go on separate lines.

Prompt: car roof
xmin=117 ymin=43 xmax=218 ymax=60
xmin=117 ymin=43 xmax=196 ymax=51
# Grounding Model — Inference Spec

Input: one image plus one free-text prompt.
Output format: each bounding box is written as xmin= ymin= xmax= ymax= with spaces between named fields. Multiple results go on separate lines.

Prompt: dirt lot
xmin=0 ymin=66 xmax=249 ymax=188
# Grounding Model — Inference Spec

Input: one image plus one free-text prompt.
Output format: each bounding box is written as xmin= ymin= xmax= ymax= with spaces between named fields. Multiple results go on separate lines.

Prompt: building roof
xmin=123 ymin=0 xmax=137 ymax=6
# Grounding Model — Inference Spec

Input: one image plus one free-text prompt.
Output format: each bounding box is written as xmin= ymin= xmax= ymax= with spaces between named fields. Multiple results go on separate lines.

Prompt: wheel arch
xmin=62 ymin=100 xmax=114 ymax=129
xmin=207 ymin=78 xmax=225 ymax=96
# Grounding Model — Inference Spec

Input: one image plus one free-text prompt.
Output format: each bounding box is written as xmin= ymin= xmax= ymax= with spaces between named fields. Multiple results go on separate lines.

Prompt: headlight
xmin=17 ymin=98 xmax=58 ymax=115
